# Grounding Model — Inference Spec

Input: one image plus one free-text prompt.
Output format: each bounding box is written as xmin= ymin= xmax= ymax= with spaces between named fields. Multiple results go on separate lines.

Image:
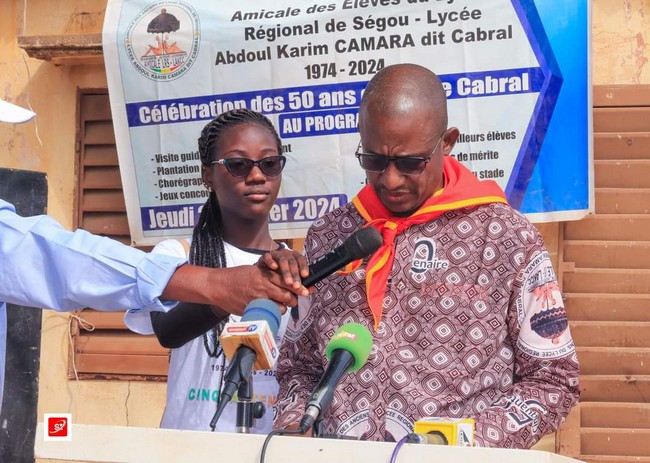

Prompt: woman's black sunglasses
xmin=210 ymin=155 xmax=286 ymax=178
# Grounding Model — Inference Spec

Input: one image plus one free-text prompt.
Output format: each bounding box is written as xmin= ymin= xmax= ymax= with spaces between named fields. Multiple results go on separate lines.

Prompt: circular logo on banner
xmin=124 ymin=1 xmax=200 ymax=81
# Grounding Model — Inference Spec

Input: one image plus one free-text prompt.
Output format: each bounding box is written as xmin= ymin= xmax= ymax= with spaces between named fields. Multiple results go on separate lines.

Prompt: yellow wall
xmin=0 ymin=0 xmax=648 ymax=459
xmin=594 ymin=0 xmax=650 ymax=84
xmin=1 ymin=0 xmax=168 ymax=442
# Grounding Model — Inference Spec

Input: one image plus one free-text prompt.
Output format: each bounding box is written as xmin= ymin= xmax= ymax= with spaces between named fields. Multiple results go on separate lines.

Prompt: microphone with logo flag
xmin=297 ymin=322 xmax=373 ymax=434
xmin=209 ymin=298 xmax=281 ymax=430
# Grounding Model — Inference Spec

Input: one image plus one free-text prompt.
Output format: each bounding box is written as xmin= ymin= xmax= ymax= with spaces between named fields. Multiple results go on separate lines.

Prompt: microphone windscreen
xmin=344 ymin=227 xmax=383 ymax=260
xmin=325 ymin=322 xmax=373 ymax=372
xmin=241 ymin=298 xmax=282 ymax=336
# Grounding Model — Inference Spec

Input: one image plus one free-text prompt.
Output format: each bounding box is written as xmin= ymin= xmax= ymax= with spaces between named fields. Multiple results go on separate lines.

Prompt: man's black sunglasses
xmin=354 ymin=133 xmax=445 ymax=175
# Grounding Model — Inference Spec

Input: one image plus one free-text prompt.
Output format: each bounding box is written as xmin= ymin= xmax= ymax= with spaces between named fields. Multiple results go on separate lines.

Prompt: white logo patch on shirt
xmin=411 ymin=238 xmax=450 ymax=273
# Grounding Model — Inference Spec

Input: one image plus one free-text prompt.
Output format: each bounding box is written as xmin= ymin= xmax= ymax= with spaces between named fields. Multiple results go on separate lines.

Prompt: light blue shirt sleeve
xmin=124 ymin=238 xmax=190 ymax=335
xmin=0 ymin=199 xmax=186 ymax=409
xmin=0 ymin=304 xmax=6 ymax=412
xmin=0 ymin=199 xmax=186 ymax=313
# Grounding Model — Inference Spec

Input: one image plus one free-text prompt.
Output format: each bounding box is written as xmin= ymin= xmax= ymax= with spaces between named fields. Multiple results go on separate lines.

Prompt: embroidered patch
xmin=411 ymin=238 xmax=450 ymax=274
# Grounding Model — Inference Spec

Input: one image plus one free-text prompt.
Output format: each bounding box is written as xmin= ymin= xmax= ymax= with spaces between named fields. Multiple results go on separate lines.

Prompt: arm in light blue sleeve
xmin=0 ymin=199 xmax=185 ymax=314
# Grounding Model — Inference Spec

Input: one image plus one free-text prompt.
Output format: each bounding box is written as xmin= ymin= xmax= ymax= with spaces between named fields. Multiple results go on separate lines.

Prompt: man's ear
xmin=442 ymin=127 xmax=460 ymax=155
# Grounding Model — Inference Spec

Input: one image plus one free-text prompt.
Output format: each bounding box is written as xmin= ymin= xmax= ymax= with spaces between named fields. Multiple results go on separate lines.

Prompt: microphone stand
xmin=235 ymin=373 xmax=265 ymax=433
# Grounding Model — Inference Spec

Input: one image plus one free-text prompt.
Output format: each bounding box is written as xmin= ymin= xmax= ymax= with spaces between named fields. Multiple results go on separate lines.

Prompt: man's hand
xmin=161 ymin=262 xmax=309 ymax=316
xmin=257 ymin=249 xmax=311 ymax=292
xmin=221 ymin=263 xmax=309 ymax=315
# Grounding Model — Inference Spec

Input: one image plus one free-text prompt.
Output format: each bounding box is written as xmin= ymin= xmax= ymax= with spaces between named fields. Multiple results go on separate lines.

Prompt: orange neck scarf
xmin=350 ymin=156 xmax=508 ymax=330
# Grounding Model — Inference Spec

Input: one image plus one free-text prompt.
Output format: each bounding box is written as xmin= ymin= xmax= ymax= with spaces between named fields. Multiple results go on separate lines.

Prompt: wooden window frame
xmin=69 ymin=89 xmax=169 ymax=381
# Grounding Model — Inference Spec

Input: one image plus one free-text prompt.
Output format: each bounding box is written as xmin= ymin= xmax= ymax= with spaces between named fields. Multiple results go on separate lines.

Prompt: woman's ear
xmin=442 ymin=127 xmax=460 ymax=155
xmin=201 ymin=165 xmax=213 ymax=191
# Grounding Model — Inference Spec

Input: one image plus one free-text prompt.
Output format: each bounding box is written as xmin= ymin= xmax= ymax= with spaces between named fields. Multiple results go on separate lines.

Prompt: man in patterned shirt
xmin=272 ymin=63 xmax=579 ymax=448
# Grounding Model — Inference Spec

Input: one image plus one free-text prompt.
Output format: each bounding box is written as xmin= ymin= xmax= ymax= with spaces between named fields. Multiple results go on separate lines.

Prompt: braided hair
xmin=192 ymin=108 xmax=282 ymax=268
xmin=192 ymin=109 xmax=282 ymax=357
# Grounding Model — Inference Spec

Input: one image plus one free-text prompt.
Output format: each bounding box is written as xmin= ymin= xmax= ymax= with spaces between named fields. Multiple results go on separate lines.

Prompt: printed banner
xmin=103 ymin=0 xmax=592 ymax=245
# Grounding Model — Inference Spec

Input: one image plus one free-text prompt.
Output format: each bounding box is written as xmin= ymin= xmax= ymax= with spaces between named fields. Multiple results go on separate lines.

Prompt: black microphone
xmin=298 ymin=323 xmax=373 ymax=433
xmin=291 ymin=227 xmax=383 ymax=322
xmin=302 ymin=227 xmax=383 ymax=287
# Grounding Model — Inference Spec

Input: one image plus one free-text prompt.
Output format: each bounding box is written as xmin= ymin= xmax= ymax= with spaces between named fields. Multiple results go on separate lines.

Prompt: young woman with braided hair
xmin=143 ymin=109 xmax=293 ymax=432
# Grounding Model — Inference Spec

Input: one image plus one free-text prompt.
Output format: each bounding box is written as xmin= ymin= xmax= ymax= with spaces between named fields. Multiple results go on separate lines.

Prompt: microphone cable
xmin=260 ymin=428 xmax=306 ymax=463
xmin=390 ymin=432 xmax=448 ymax=462
xmin=389 ymin=435 xmax=410 ymax=463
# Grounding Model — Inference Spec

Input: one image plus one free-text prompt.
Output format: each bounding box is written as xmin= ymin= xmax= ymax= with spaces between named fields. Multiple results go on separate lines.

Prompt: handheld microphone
xmin=292 ymin=227 xmax=383 ymax=322
xmin=298 ymin=323 xmax=373 ymax=433
xmin=302 ymin=226 xmax=383 ymax=287
xmin=209 ymin=299 xmax=281 ymax=430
